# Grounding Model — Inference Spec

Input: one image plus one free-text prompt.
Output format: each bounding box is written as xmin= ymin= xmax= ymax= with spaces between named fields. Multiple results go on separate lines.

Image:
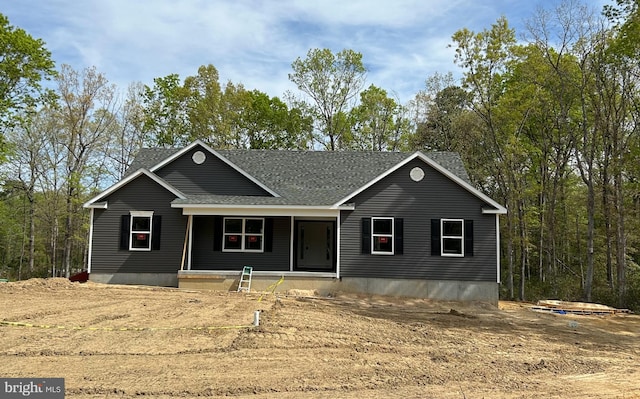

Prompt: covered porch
xmin=172 ymin=200 xmax=353 ymax=291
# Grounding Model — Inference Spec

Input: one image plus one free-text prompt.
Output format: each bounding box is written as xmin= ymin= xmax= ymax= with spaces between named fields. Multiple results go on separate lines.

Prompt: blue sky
xmin=3 ymin=0 xmax=611 ymax=104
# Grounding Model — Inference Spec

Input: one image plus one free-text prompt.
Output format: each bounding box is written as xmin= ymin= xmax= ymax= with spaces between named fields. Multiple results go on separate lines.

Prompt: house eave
xmin=85 ymin=201 xmax=108 ymax=209
xmin=482 ymin=207 xmax=508 ymax=215
xmin=171 ymin=203 xmax=354 ymax=217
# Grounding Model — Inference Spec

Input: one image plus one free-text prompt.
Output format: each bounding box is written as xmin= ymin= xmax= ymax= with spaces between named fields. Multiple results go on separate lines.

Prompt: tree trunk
xmin=584 ymin=181 xmax=595 ymax=302
xmin=518 ymin=200 xmax=526 ymax=301
xmin=28 ymin=193 xmax=35 ymax=275
xmin=602 ymin=147 xmax=614 ymax=289
xmin=615 ymin=169 xmax=626 ymax=307
xmin=63 ymin=190 xmax=73 ymax=278
xmin=507 ymin=213 xmax=514 ymax=300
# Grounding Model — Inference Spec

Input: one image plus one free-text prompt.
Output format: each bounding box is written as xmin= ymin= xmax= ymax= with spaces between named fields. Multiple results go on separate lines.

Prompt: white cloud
xmin=3 ymin=0 xmax=581 ymax=104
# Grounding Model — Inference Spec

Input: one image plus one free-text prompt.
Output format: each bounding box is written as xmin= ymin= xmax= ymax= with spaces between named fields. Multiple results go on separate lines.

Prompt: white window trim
xmin=371 ymin=217 xmax=394 ymax=255
xmin=130 ymin=211 xmax=154 ymax=251
xmin=222 ymin=217 xmax=265 ymax=253
xmin=441 ymin=218 xmax=464 ymax=257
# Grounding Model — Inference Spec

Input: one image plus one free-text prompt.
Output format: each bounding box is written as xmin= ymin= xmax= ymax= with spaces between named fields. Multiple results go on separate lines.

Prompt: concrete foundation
xmin=177 ymin=271 xmax=498 ymax=305
xmin=90 ymin=272 xmax=178 ymax=287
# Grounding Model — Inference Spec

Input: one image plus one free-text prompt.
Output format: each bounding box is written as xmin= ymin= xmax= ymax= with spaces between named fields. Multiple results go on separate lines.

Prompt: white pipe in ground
xmin=253 ymin=310 xmax=260 ymax=326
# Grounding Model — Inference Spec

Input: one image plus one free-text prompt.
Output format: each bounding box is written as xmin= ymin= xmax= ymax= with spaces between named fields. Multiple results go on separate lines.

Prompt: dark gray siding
xmin=340 ymin=159 xmax=498 ymax=282
xmin=190 ymin=216 xmax=290 ymax=271
xmin=91 ymin=175 xmax=187 ymax=275
xmin=154 ymin=146 xmax=271 ymax=196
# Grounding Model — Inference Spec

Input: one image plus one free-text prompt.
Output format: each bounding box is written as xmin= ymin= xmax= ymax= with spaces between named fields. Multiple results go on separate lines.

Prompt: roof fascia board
xmin=333 ymin=152 xmax=507 ymax=214
xmin=174 ymin=206 xmax=344 ymax=217
xmin=83 ymin=169 xmax=186 ymax=208
xmin=149 ymin=140 xmax=281 ymax=198
xmin=171 ymin=203 xmax=354 ymax=210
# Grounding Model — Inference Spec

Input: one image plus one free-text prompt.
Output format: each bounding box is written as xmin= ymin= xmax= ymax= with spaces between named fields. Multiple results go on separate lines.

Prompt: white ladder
xmin=237 ymin=266 xmax=253 ymax=292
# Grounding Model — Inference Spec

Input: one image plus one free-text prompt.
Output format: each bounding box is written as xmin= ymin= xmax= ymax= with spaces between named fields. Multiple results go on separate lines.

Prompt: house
xmin=83 ymin=140 xmax=507 ymax=304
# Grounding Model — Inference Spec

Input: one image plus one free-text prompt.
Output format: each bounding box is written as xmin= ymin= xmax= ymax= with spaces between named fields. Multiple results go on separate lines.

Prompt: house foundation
xmin=177 ymin=271 xmax=498 ymax=305
xmin=90 ymin=273 xmax=178 ymax=287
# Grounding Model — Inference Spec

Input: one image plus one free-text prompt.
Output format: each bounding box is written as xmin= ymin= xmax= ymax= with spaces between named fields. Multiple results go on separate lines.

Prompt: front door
xmin=295 ymin=221 xmax=335 ymax=271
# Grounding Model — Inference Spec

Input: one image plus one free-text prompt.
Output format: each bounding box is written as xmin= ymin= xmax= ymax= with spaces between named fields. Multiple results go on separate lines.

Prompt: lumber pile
xmin=531 ymin=300 xmax=631 ymax=315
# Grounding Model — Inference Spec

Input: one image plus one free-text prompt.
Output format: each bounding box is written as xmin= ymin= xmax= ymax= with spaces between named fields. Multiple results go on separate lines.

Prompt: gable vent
xmin=410 ymin=167 xmax=425 ymax=182
xmin=192 ymin=151 xmax=206 ymax=165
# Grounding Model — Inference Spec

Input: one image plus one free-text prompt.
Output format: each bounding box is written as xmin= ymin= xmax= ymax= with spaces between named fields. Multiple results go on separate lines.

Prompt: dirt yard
xmin=0 ymin=278 xmax=638 ymax=399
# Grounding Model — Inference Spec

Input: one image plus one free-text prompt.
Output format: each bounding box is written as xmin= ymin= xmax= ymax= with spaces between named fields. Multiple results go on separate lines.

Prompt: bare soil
xmin=1 ymin=278 xmax=639 ymax=398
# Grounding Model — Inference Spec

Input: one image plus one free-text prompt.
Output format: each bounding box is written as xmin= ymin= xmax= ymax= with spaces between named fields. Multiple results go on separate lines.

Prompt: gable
xmin=84 ymin=169 xmax=185 ymax=208
xmin=153 ymin=145 xmax=273 ymax=197
xmin=336 ymin=152 xmax=506 ymax=214
xmin=346 ymin=159 xmax=488 ymax=215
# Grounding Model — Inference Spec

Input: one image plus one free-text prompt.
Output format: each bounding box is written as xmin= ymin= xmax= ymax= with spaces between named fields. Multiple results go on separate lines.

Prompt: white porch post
xmin=289 ymin=216 xmax=295 ymax=271
xmin=87 ymin=208 xmax=94 ymax=273
xmin=187 ymin=214 xmax=194 ymax=270
xmin=496 ymin=214 xmax=501 ymax=284
xmin=336 ymin=212 xmax=340 ymax=279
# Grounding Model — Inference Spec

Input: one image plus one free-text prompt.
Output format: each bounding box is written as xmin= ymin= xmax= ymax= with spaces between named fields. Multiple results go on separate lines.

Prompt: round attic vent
xmin=192 ymin=151 xmax=206 ymax=165
xmin=410 ymin=167 xmax=425 ymax=182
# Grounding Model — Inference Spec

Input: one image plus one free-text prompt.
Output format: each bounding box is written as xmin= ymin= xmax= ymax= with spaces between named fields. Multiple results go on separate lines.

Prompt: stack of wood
xmin=531 ymin=300 xmax=632 ymax=315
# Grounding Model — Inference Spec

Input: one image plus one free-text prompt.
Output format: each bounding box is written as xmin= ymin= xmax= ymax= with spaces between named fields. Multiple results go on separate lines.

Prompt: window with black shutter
xmin=431 ymin=218 xmax=473 ymax=257
xmin=361 ymin=217 xmax=402 ymax=255
xmin=120 ymin=211 xmax=160 ymax=252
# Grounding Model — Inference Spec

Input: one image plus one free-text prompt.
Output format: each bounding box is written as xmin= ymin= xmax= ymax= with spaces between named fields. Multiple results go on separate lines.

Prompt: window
xmin=361 ymin=217 xmax=403 ymax=255
xmin=372 ymin=217 xmax=394 ymax=255
xmin=441 ymin=219 xmax=464 ymax=257
xmin=120 ymin=212 xmax=161 ymax=251
xmin=130 ymin=211 xmax=153 ymax=251
xmin=223 ymin=218 xmax=264 ymax=252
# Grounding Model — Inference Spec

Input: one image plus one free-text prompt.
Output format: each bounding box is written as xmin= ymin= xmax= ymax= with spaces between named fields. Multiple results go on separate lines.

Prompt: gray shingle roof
xmin=125 ymin=146 xmax=472 ymax=206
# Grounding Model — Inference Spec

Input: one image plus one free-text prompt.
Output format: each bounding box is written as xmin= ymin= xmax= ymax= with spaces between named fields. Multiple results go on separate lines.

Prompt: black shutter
xmin=464 ymin=220 xmax=474 ymax=256
xmin=120 ymin=215 xmax=130 ymax=250
xmin=151 ymin=215 xmax=162 ymax=250
xmin=361 ymin=218 xmax=371 ymax=254
xmin=264 ymin=218 xmax=274 ymax=252
xmin=431 ymin=219 xmax=440 ymax=256
xmin=395 ymin=218 xmax=403 ymax=255
xmin=213 ymin=216 xmax=223 ymax=251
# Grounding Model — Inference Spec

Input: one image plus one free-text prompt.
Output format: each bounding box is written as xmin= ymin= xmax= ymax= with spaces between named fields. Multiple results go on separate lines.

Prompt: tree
xmin=242 ymin=90 xmax=312 ymax=150
xmin=451 ymin=16 xmax=529 ymax=300
xmin=184 ymin=64 xmax=226 ymax=146
xmin=289 ymin=48 xmax=367 ymax=150
xmin=346 ymin=85 xmax=402 ymax=151
xmin=4 ymin=108 xmax=57 ymax=278
xmin=143 ymin=65 xmax=313 ymax=150
xmin=108 ymin=83 xmax=146 ymax=181
xmin=411 ymin=81 xmax=471 ymax=152
xmin=0 ymin=13 xmax=56 ymax=137
xmin=603 ymin=0 xmax=640 ymax=308
xmin=55 ymin=65 xmax=118 ymax=277
xmin=142 ymin=74 xmax=191 ymax=147
xmin=604 ymin=0 xmax=640 ymax=59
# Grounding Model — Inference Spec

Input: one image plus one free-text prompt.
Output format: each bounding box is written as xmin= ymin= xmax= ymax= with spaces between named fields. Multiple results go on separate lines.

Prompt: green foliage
xmin=142 ymin=64 xmax=312 ymax=149
xmin=604 ymin=0 xmax=640 ymax=59
xmin=289 ymin=48 xmax=367 ymax=150
xmin=243 ymin=90 xmax=312 ymax=149
xmin=0 ymin=13 xmax=56 ymax=154
xmin=142 ymin=73 xmax=192 ymax=147
xmin=344 ymin=85 xmax=402 ymax=151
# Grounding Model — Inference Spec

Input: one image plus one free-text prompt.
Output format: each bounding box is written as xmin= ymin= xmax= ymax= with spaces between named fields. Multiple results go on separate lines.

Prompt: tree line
xmin=1 ymin=0 xmax=639 ymax=309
